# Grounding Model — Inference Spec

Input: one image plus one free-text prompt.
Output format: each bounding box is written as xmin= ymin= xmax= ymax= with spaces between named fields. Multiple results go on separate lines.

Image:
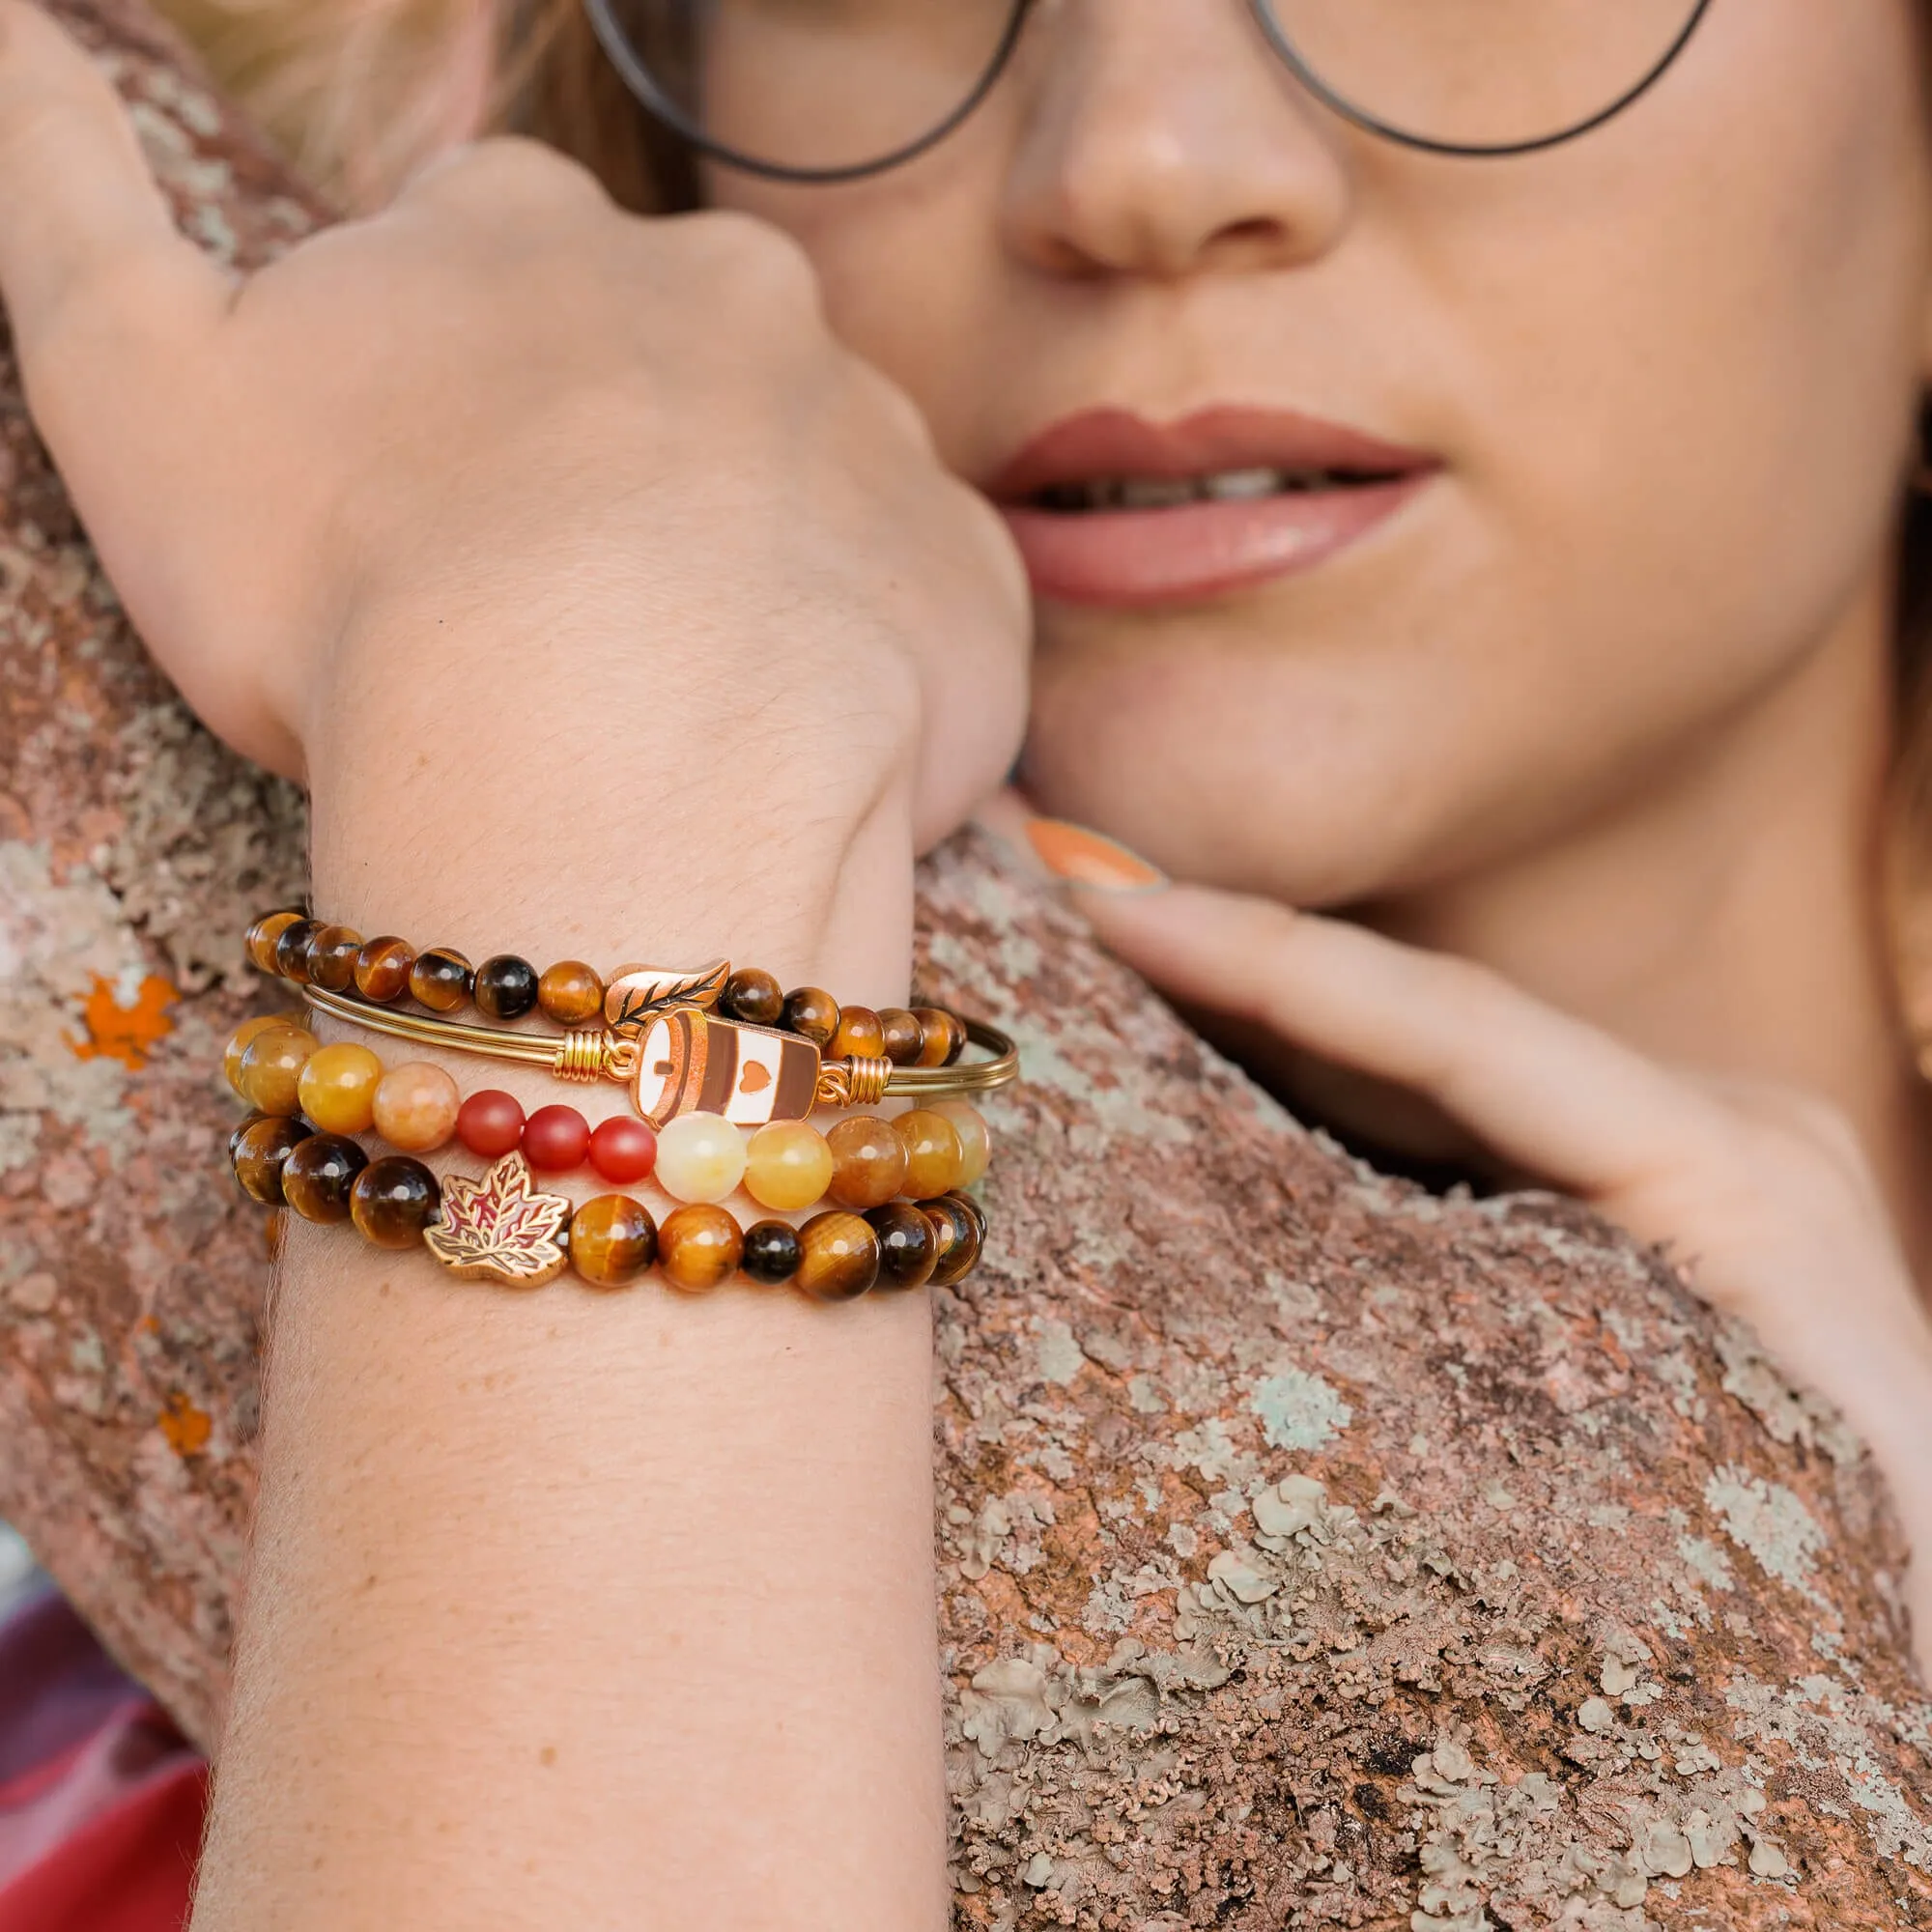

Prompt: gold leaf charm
xmin=423 ymin=1151 xmax=571 ymax=1287
xmin=604 ymin=958 xmax=730 ymax=1035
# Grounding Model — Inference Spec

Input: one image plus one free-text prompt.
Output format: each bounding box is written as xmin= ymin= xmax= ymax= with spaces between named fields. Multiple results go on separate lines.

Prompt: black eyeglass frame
xmin=582 ymin=0 xmax=1718 ymax=185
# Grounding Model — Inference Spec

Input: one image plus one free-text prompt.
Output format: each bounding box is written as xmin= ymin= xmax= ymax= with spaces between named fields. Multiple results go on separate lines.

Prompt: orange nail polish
xmin=1024 ymin=817 xmax=1168 ymax=893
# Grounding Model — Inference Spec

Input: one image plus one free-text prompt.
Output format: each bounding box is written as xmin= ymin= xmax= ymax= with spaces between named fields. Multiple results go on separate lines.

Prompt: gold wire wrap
xmin=814 ymin=1055 xmax=894 ymax=1110
xmin=552 ymin=1029 xmax=613 ymax=1083
xmin=299 ymin=985 xmax=1020 ymax=1107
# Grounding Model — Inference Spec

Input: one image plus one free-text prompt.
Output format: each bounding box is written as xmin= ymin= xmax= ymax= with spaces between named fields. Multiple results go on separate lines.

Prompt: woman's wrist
xmin=303 ymin=585 xmax=922 ymax=993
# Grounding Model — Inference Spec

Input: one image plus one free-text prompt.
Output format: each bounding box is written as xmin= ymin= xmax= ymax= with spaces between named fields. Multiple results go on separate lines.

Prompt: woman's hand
xmin=1015 ymin=811 xmax=1932 ymax=1666
xmin=0 ymin=0 xmax=1027 ymax=846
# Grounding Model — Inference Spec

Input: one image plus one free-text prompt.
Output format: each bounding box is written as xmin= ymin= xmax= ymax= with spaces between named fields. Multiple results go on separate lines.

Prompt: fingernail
xmin=1024 ymin=817 xmax=1168 ymax=894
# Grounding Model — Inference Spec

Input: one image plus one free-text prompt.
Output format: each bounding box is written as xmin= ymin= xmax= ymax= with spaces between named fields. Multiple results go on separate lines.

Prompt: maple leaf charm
xmin=423 ymin=1151 xmax=571 ymax=1287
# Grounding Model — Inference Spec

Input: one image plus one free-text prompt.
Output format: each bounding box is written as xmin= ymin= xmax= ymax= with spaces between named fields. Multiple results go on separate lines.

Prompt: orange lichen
xmin=158 ymin=1392 xmax=213 ymax=1459
xmin=68 ymin=973 xmax=179 ymax=1069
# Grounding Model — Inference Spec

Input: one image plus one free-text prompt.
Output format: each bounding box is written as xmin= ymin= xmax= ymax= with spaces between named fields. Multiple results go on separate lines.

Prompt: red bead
xmin=457 ymin=1088 xmax=526 ymax=1159
xmin=588 ymin=1115 xmax=657 ymax=1185
xmin=523 ymin=1102 xmax=590 ymax=1173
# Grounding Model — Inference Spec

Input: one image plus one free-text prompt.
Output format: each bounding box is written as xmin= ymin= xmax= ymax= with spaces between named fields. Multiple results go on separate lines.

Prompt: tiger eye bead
xmin=305 ymin=923 xmax=363 ymax=992
xmin=824 ymin=1114 xmax=908 ymax=1210
xmin=280 ymin=1133 xmax=369 ymax=1225
xmin=537 ymin=960 xmax=606 ymax=1028
xmin=744 ymin=1119 xmax=833 ymax=1212
xmin=795 ymin=1210 xmax=881 ymax=1302
xmin=297 ymin=1040 xmax=384 ymax=1135
xmin=658 ymin=1203 xmax=744 ymax=1293
xmin=867 ymin=1201 xmax=937 ymax=1292
xmin=237 ymin=1023 xmax=319 ymax=1116
xmin=721 ymin=967 xmax=784 ymax=1028
xmin=740 ymin=1219 xmax=805 ymax=1286
xmin=409 ymin=947 xmax=473 ymax=1013
xmin=781 ymin=985 xmax=841 ymax=1047
xmin=929 ymin=1099 xmax=992 ymax=1187
xmin=912 ymin=1007 xmax=966 ymax=1067
xmin=829 ymin=1005 xmax=885 ymax=1062
xmin=245 ymin=910 xmax=304 ymax=975
xmin=273 ymin=917 xmax=326 ymax=985
xmin=371 ymin=1062 xmax=462 ymax=1152
xmin=923 ymin=1191 xmax=987 ymax=1287
xmin=354 ymin=936 xmax=416 ymax=1005
xmin=350 ymin=1156 xmax=441 ymax=1250
xmin=474 ymin=954 xmax=540 ymax=1022
xmin=231 ymin=1114 xmax=313 ymax=1206
xmin=224 ymin=1011 xmax=299 ymax=1098
xmin=894 ymin=1109 xmax=964 ymax=1200
xmin=568 ymin=1194 xmax=658 ymax=1289
xmin=878 ymin=1008 xmax=924 ymax=1066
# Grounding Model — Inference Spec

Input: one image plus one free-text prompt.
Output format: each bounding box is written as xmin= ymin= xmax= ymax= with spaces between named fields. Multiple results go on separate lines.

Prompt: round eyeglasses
xmin=583 ymin=0 xmax=1717 ymax=185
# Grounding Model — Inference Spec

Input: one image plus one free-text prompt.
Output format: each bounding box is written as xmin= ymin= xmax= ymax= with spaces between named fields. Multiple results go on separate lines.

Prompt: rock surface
xmin=1 ymin=5 xmax=1929 ymax=1924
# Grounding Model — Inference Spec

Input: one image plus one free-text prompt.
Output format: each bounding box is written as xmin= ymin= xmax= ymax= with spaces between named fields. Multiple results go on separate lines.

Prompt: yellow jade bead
xmin=224 ymin=1012 xmax=299 ymax=1098
xmin=237 ymin=1024 xmax=320 ymax=1117
xmin=744 ymin=1119 xmax=835 ymax=1212
xmin=296 ymin=1041 xmax=384 ymax=1135
xmin=654 ymin=1111 xmax=749 ymax=1205
xmin=370 ymin=1062 xmax=462 ymax=1152
xmin=929 ymin=1099 xmax=991 ymax=1188
xmin=894 ymin=1109 xmax=964 ymax=1201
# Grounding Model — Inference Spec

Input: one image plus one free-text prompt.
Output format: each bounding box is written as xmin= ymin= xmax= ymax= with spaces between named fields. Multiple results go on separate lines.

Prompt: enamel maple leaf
xmin=423 ymin=1152 xmax=572 ymax=1287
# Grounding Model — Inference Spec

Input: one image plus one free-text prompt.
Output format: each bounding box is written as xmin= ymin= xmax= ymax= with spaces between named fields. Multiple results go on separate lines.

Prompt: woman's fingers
xmin=0 ymin=2 xmax=226 ymax=403
xmin=1070 ymin=875 xmax=1725 ymax=1205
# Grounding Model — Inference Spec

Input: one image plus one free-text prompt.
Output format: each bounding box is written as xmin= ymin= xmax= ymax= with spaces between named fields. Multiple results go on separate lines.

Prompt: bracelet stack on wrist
xmin=224 ymin=910 xmax=1015 ymax=1301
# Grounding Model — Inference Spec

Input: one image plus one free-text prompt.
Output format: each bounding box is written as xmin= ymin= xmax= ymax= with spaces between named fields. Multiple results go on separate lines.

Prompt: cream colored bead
xmin=654 ymin=1111 xmax=749 ymax=1205
xmin=744 ymin=1119 xmax=835 ymax=1212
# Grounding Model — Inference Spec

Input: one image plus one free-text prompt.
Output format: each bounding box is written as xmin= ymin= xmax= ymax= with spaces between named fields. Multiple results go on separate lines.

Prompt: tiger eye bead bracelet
xmin=246 ymin=910 xmax=972 ymax=1068
xmin=229 ymin=1124 xmax=987 ymax=1299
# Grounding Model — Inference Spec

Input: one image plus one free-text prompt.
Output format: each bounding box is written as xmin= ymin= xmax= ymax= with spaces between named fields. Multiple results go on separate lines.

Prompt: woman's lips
xmin=988 ymin=405 xmax=1439 ymax=610
xmin=1001 ymin=478 xmax=1431 ymax=608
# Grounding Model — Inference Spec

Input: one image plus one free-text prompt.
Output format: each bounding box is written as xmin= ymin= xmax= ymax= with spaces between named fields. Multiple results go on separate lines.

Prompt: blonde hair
xmin=161 ymin=0 xmax=1932 ymax=1049
xmin=157 ymin=0 xmax=683 ymax=210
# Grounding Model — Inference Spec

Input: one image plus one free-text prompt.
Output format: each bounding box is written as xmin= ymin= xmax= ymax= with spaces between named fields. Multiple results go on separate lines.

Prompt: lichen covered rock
xmin=1 ymin=5 xmax=1928 ymax=1924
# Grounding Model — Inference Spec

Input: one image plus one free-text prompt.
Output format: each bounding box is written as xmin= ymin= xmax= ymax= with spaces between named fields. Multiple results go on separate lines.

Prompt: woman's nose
xmin=999 ymin=0 xmax=1355 ymax=282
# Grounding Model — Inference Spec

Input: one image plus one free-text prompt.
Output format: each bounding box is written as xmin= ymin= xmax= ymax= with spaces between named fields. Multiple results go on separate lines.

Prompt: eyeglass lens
xmin=590 ymin=0 xmax=1710 ymax=181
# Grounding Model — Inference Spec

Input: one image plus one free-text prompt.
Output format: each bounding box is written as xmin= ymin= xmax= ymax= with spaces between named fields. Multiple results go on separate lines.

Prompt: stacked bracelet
xmin=229 ymin=915 xmax=1013 ymax=1300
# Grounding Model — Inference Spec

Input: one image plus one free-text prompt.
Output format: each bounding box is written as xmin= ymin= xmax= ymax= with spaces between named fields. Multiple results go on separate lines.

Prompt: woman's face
xmin=710 ymin=0 xmax=1932 ymax=909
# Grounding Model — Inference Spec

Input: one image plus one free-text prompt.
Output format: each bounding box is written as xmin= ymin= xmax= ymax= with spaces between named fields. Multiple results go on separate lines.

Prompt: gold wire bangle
xmin=299 ymin=984 xmax=1020 ymax=1102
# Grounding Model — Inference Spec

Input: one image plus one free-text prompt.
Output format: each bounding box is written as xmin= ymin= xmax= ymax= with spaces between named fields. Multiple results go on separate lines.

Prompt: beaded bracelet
xmin=245 ymin=908 xmax=971 ymax=1064
xmin=243 ymin=910 xmax=1015 ymax=1128
xmin=224 ymin=1012 xmax=993 ymax=1212
xmin=230 ymin=1128 xmax=985 ymax=1297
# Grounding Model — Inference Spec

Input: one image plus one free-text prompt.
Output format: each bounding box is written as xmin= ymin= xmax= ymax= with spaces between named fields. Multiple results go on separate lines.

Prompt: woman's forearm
xmin=190 ymin=595 xmax=949 ymax=1931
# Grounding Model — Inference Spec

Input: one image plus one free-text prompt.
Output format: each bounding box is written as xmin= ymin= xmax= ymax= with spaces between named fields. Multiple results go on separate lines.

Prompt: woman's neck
xmin=1361 ymin=572 xmax=1932 ymax=1280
